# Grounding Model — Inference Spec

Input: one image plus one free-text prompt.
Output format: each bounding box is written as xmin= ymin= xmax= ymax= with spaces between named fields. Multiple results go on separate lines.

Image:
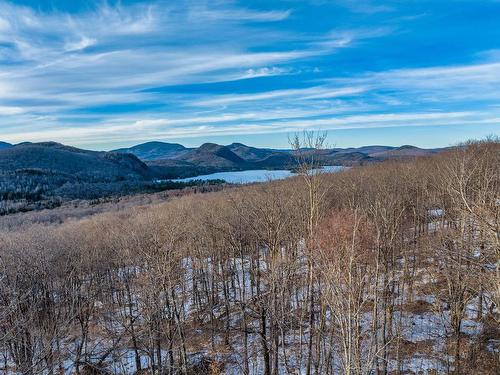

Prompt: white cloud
xmin=241 ymin=67 xmax=293 ymax=79
xmin=348 ymin=62 xmax=500 ymax=90
xmin=315 ymin=61 xmax=500 ymax=109
xmin=0 ymin=106 xmax=25 ymax=115
xmin=3 ymin=108 xmax=495 ymax=147
xmin=0 ymin=16 xmax=9 ymax=31
xmin=194 ymin=86 xmax=366 ymax=106
xmin=131 ymin=107 xmax=355 ymax=128
xmin=0 ymin=1 xmax=359 ymax=104
xmin=334 ymin=0 xmax=394 ymax=14
xmin=64 ymin=37 xmax=97 ymax=52
xmin=3 ymin=0 xmax=495 ymax=148
xmin=187 ymin=7 xmax=292 ymax=23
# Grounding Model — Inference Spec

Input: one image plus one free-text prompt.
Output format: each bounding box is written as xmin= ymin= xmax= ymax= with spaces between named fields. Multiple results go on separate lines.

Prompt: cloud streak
xmin=0 ymin=0 xmax=498 ymax=148
xmin=5 ymin=110 xmax=497 ymax=147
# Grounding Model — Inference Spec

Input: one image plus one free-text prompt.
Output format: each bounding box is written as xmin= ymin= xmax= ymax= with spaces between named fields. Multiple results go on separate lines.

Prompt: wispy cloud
xmin=0 ymin=106 xmax=25 ymax=115
xmin=5 ymin=109 xmax=497 ymax=147
xmin=64 ymin=37 xmax=97 ymax=52
xmin=0 ymin=0 xmax=498 ymax=148
xmin=0 ymin=1 xmax=361 ymax=113
xmin=186 ymin=6 xmax=292 ymax=22
xmin=240 ymin=67 xmax=294 ymax=79
xmin=336 ymin=62 xmax=500 ymax=103
xmin=194 ymin=86 xmax=366 ymax=106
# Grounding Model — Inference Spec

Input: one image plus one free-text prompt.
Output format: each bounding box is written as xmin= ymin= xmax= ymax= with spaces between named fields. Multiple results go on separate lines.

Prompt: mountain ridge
xmin=0 ymin=142 xmax=156 ymax=185
xmin=0 ymin=140 xmax=446 ymax=211
xmin=0 ymin=141 xmax=12 ymax=150
xmin=111 ymin=141 xmax=441 ymax=172
xmin=0 ymin=140 xmax=444 ymax=184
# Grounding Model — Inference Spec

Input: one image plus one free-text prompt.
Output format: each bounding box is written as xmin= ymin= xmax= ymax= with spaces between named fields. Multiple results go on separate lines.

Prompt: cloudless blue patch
xmin=69 ymin=102 xmax=167 ymax=115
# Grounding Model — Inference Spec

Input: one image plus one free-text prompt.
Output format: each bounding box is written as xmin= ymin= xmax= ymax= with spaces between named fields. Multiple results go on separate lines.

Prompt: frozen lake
xmin=172 ymin=166 xmax=346 ymax=184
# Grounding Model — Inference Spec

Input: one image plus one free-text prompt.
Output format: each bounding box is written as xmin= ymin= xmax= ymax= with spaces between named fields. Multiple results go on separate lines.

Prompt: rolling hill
xmin=0 ymin=140 xmax=445 ymax=214
xmin=0 ymin=142 xmax=168 ymax=207
xmin=0 ymin=140 xmax=443 ymax=203
xmin=227 ymin=143 xmax=276 ymax=161
xmin=176 ymin=143 xmax=247 ymax=168
xmin=0 ymin=141 xmax=441 ymax=184
xmin=0 ymin=141 xmax=12 ymax=150
xmin=113 ymin=141 xmax=441 ymax=174
xmin=0 ymin=142 xmax=153 ymax=181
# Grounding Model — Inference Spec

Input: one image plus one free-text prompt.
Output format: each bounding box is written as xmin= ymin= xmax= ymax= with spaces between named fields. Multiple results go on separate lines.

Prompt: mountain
xmin=0 ymin=141 xmax=12 ymax=150
xmin=116 ymin=142 xmax=279 ymax=171
xmin=0 ymin=142 xmax=152 ymax=181
xmin=116 ymin=141 xmax=438 ymax=163
xmin=0 ymin=142 xmax=169 ymax=206
xmin=148 ymin=143 xmax=250 ymax=177
xmin=113 ymin=141 xmax=441 ymax=175
xmin=327 ymin=151 xmax=373 ymax=164
xmin=1 ymin=141 xmax=442 ymax=189
xmin=0 ymin=140 xmax=445 ymax=214
xmin=112 ymin=141 xmax=188 ymax=161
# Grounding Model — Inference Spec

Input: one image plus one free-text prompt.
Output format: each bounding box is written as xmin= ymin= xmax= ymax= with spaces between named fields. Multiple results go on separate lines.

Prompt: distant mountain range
xmin=0 ymin=140 xmax=444 ymax=180
xmin=111 ymin=141 xmax=444 ymax=177
xmin=0 ymin=140 xmax=444 ymax=208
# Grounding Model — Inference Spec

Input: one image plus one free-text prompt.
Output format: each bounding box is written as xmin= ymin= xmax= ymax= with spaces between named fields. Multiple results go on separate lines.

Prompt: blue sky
xmin=0 ymin=0 xmax=499 ymax=150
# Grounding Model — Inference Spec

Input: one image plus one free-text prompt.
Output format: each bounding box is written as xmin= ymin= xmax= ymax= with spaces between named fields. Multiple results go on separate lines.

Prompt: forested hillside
xmin=115 ymin=141 xmax=443 ymax=177
xmin=0 ymin=140 xmax=443 ymax=215
xmin=0 ymin=142 xmax=216 ymax=214
xmin=0 ymin=139 xmax=498 ymax=374
xmin=0 ymin=142 xmax=154 ymax=204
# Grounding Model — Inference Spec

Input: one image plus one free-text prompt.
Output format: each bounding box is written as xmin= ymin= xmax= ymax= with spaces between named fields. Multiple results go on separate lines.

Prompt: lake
xmin=172 ymin=166 xmax=346 ymax=184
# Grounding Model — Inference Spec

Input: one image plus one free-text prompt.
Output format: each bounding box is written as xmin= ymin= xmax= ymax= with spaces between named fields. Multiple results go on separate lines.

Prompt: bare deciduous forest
xmin=0 ymin=139 xmax=498 ymax=374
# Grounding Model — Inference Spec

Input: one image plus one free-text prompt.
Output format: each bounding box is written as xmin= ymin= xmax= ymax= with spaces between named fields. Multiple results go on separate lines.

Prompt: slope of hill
xmin=0 ymin=141 xmax=12 ymax=150
xmin=0 ymin=141 xmax=442 ymax=197
xmin=114 ymin=141 xmax=441 ymax=175
xmin=227 ymin=143 xmax=275 ymax=161
xmin=0 ymin=140 xmax=445 ymax=214
xmin=254 ymin=152 xmax=296 ymax=168
xmin=0 ymin=142 xmax=173 ymax=208
xmin=0 ymin=142 xmax=152 ymax=181
xmin=178 ymin=143 xmax=247 ymax=167
xmin=327 ymin=150 xmax=372 ymax=164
